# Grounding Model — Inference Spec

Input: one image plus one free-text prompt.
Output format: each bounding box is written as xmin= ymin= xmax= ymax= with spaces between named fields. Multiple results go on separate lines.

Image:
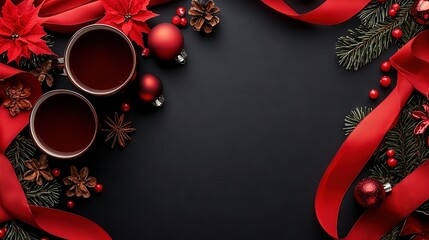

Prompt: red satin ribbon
xmin=0 ymin=64 xmax=112 ymax=239
xmin=260 ymin=0 xmax=370 ymax=25
xmin=315 ymin=31 xmax=429 ymax=239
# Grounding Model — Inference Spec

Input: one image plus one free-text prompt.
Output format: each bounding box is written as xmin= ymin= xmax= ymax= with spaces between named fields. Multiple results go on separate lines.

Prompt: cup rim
xmin=29 ymin=89 xmax=99 ymax=159
xmin=64 ymin=24 xmax=137 ymax=96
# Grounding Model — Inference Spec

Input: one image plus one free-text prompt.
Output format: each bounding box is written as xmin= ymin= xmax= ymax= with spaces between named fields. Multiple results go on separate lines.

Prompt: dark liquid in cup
xmin=33 ymin=94 xmax=96 ymax=155
xmin=69 ymin=28 xmax=134 ymax=91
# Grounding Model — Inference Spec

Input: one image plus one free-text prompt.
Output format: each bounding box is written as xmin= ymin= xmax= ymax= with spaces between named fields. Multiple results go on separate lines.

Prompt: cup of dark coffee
xmin=29 ymin=90 xmax=98 ymax=159
xmin=62 ymin=24 xmax=137 ymax=96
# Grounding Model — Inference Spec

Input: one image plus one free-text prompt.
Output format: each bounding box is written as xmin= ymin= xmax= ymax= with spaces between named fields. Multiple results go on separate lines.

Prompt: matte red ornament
xmin=176 ymin=6 xmax=186 ymax=17
xmin=380 ymin=76 xmax=391 ymax=87
xmin=386 ymin=149 xmax=395 ymax=157
xmin=380 ymin=61 xmax=391 ymax=72
xmin=411 ymin=0 xmax=429 ymax=25
xmin=387 ymin=158 xmax=397 ymax=168
xmin=0 ymin=228 xmax=6 ymax=238
xmin=391 ymin=3 xmax=400 ymax=10
xmin=171 ymin=15 xmax=181 ymax=26
xmin=94 ymin=183 xmax=104 ymax=193
xmin=180 ymin=17 xmax=188 ymax=27
xmin=148 ymin=23 xmax=187 ymax=64
xmin=392 ymin=28 xmax=403 ymax=39
xmin=121 ymin=102 xmax=131 ymax=112
xmin=388 ymin=8 xmax=397 ymax=17
xmin=52 ymin=168 xmax=61 ymax=177
xmin=139 ymin=74 xmax=164 ymax=107
xmin=67 ymin=200 xmax=75 ymax=209
xmin=369 ymin=89 xmax=379 ymax=99
xmin=354 ymin=178 xmax=386 ymax=208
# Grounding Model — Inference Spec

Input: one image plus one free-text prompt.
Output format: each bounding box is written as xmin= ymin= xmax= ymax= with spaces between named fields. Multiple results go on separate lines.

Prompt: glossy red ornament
xmin=176 ymin=6 xmax=186 ymax=17
xmin=139 ymin=74 xmax=164 ymax=107
xmin=380 ymin=76 xmax=391 ymax=87
xmin=180 ymin=17 xmax=188 ymax=27
xmin=388 ymin=8 xmax=397 ymax=17
xmin=387 ymin=158 xmax=398 ymax=168
xmin=369 ymin=89 xmax=379 ymax=99
xmin=391 ymin=3 xmax=400 ymax=10
xmin=171 ymin=15 xmax=181 ymax=26
xmin=386 ymin=149 xmax=395 ymax=157
xmin=380 ymin=61 xmax=391 ymax=72
xmin=141 ymin=48 xmax=150 ymax=57
xmin=121 ymin=102 xmax=131 ymax=112
xmin=411 ymin=0 xmax=429 ymax=25
xmin=0 ymin=228 xmax=6 ymax=238
xmin=354 ymin=178 xmax=386 ymax=208
xmin=392 ymin=28 xmax=403 ymax=39
xmin=94 ymin=183 xmax=104 ymax=193
xmin=52 ymin=168 xmax=61 ymax=177
xmin=148 ymin=23 xmax=187 ymax=64
xmin=67 ymin=200 xmax=75 ymax=209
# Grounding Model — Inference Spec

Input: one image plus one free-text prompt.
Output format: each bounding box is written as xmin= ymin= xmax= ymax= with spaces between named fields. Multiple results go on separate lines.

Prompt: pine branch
xmin=5 ymin=136 xmax=36 ymax=176
xmin=4 ymin=221 xmax=38 ymax=240
xmin=344 ymin=107 xmax=373 ymax=135
xmin=358 ymin=0 xmax=414 ymax=28
xmin=22 ymin=180 xmax=61 ymax=207
xmin=380 ymin=223 xmax=402 ymax=240
xmin=337 ymin=12 xmax=412 ymax=70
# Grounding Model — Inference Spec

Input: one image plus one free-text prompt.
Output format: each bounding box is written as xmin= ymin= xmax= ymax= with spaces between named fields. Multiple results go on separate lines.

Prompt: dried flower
xmin=63 ymin=166 xmax=97 ymax=198
xmin=31 ymin=60 xmax=54 ymax=87
xmin=23 ymin=154 xmax=53 ymax=186
xmin=101 ymin=112 xmax=136 ymax=148
xmin=2 ymin=82 xmax=32 ymax=117
xmin=188 ymin=0 xmax=220 ymax=33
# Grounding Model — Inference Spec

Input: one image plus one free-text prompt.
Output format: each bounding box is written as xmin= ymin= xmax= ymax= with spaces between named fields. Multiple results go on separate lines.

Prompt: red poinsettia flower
xmin=0 ymin=0 xmax=54 ymax=64
xmin=401 ymin=212 xmax=429 ymax=240
xmin=411 ymin=103 xmax=429 ymax=144
xmin=98 ymin=0 xmax=158 ymax=49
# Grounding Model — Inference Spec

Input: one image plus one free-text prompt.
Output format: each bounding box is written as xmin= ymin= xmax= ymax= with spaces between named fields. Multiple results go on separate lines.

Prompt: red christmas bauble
xmin=180 ymin=17 xmax=188 ymax=27
xmin=411 ymin=0 xmax=429 ymax=25
xmin=94 ymin=183 xmax=104 ymax=193
xmin=388 ymin=8 xmax=397 ymax=17
xmin=380 ymin=61 xmax=391 ymax=72
xmin=171 ymin=15 xmax=181 ymax=26
xmin=0 ymin=227 xmax=7 ymax=238
xmin=387 ymin=158 xmax=398 ymax=167
xmin=392 ymin=28 xmax=403 ymax=39
xmin=139 ymin=74 xmax=163 ymax=104
xmin=176 ymin=7 xmax=186 ymax=17
xmin=379 ymin=76 xmax=391 ymax=87
xmin=391 ymin=3 xmax=400 ymax=10
xmin=386 ymin=149 xmax=395 ymax=157
xmin=121 ymin=102 xmax=131 ymax=112
xmin=52 ymin=168 xmax=61 ymax=177
xmin=67 ymin=200 xmax=75 ymax=209
xmin=148 ymin=23 xmax=185 ymax=62
xmin=369 ymin=89 xmax=379 ymax=99
xmin=354 ymin=178 xmax=386 ymax=208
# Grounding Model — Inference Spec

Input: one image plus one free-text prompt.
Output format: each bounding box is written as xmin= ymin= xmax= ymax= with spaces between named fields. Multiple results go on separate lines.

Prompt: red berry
xmin=379 ymin=76 xmax=391 ymax=87
xmin=0 ymin=228 xmax=7 ymax=238
xmin=176 ymin=7 xmax=186 ymax=17
xmin=171 ymin=15 xmax=181 ymax=26
xmin=391 ymin=3 xmax=400 ymax=10
xmin=94 ymin=183 xmax=104 ymax=193
xmin=369 ymin=89 xmax=379 ymax=99
xmin=180 ymin=18 xmax=187 ymax=27
xmin=392 ymin=28 xmax=403 ymax=39
xmin=381 ymin=61 xmax=391 ymax=72
xmin=387 ymin=158 xmax=397 ymax=168
xmin=52 ymin=168 xmax=61 ymax=177
xmin=386 ymin=149 xmax=395 ymax=157
xmin=388 ymin=8 xmax=397 ymax=17
xmin=121 ymin=102 xmax=131 ymax=112
xmin=141 ymin=48 xmax=150 ymax=57
xmin=67 ymin=200 xmax=75 ymax=209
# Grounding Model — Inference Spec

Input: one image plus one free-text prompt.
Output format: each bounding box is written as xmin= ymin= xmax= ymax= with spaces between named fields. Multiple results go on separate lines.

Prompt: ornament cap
xmin=152 ymin=95 xmax=165 ymax=107
xmin=175 ymin=49 xmax=187 ymax=64
xmin=383 ymin=183 xmax=392 ymax=193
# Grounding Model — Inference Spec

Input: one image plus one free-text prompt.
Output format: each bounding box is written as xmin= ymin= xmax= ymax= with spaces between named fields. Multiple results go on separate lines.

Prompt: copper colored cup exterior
xmin=64 ymin=24 xmax=137 ymax=96
xmin=29 ymin=89 xmax=98 ymax=159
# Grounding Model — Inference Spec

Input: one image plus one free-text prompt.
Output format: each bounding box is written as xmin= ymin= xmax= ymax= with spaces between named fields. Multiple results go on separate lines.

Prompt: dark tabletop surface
xmin=49 ymin=0 xmax=398 ymax=239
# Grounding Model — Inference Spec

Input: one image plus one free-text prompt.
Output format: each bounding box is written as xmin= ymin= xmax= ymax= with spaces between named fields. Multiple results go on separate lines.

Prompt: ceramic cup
xmin=62 ymin=24 xmax=137 ymax=96
xmin=29 ymin=90 xmax=98 ymax=159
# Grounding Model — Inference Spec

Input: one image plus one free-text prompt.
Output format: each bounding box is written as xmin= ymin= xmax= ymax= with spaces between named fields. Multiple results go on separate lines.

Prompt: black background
xmin=49 ymin=0 xmax=399 ymax=239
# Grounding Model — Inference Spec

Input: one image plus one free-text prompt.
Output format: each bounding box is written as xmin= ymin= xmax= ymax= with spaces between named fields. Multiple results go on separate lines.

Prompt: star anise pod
xmin=2 ymin=82 xmax=32 ymax=117
xmin=63 ymin=166 xmax=97 ymax=198
xmin=101 ymin=112 xmax=136 ymax=148
xmin=23 ymin=154 xmax=53 ymax=186
xmin=30 ymin=60 xmax=54 ymax=87
xmin=188 ymin=0 xmax=220 ymax=33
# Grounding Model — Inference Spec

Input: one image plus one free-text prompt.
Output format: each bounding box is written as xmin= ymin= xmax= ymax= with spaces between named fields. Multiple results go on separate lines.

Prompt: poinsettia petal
xmin=0 ymin=38 xmax=13 ymax=54
xmin=2 ymin=0 xmax=19 ymax=24
xmin=414 ymin=120 xmax=429 ymax=134
xmin=132 ymin=21 xmax=150 ymax=34
xmin=6 ymin=44 xmax=23 ymax=63
xmin=132 ymin=10 xmax=158 ymax=23
xmin=424 ymin=104 xmax=429 ymax=115
xmin=98 ymin=13 xmax=124 ymax=26
xmin=128 ymin=27 xmax=144 ymax=48
xmin=121 ymin=20 xmax=133 ymax=35
xmin=410 ymin=111 xmax=427 ymax=120
xmin=0 ymin=20 xmax=13 ymax=36
xmin=100 ymin=0 xmax=122 ymax=15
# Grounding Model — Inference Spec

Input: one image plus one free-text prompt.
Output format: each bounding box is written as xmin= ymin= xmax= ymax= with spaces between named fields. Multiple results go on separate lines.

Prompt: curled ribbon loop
xmin=315 ymin=31 xmax=429 ymax=239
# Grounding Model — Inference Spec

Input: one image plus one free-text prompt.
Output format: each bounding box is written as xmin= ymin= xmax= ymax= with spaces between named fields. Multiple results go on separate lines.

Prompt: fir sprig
xmin=358 ymin=0 xmax=413 ymax=28
xmin=5 ymin=135 xmax=36 ymax=175
xmin=4 ymin=221 xmax=38 ymax=240
xmin=344 ymin=107 xmax=373 ymax=135
xmin=22 ymin=180 xmax=61 ymax=207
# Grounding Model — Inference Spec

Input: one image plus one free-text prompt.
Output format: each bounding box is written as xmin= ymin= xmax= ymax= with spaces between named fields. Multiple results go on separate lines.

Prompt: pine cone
xmin=188 ymin=0 xmax=220 ymax=33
